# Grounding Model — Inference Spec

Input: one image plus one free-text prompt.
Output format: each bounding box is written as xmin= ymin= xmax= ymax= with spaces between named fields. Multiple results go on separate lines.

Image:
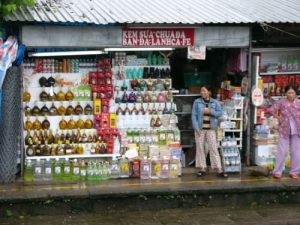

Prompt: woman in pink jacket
xmin=269 ymin=85 xmax=300 ymax=179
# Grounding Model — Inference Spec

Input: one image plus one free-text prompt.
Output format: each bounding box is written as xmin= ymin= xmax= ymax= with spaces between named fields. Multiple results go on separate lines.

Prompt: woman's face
xmin=286 ymin=88 xmax=296 ymax=101
xmin=200 ymin=87 xmax=210 ymax=99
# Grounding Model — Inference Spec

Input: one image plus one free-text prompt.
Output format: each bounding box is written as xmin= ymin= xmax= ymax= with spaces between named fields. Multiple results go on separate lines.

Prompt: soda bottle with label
xmin=34 ymin=159 xmax=43 ymax=181
xmin=44 ymin=158 xmax=53 ymax=181
xmin=150 ymin=156 xmax=160 ymax=179
xmin=160 ymin=156 xmax=170 ymax=179
xmin=72 ymin=159 xmax=80 ymax=181
xmin=24 ymin=159 xmax=34 ymax=182
xmin=140 ymin=156 xmax=150 ymax=179
xmin=110 ymin=157 xmax=120 ymax=179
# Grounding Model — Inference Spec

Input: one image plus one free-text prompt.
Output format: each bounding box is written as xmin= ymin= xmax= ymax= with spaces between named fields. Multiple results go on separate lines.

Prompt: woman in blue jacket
xmin=192 ymin=86 xmax=228 ymax=178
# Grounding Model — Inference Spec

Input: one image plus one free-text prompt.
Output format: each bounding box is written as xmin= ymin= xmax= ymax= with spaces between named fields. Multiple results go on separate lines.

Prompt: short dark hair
xmin=285 ymin=85 xmax=297 ymax=93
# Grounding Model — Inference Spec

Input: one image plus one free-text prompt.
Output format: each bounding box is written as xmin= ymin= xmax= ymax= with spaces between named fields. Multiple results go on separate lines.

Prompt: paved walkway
xmin=0 ymin=168 xmax=300 ymax=201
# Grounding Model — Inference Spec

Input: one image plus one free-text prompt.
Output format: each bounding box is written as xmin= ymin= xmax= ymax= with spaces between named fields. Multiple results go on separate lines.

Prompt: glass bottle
xmin=42 ymin=116 xmax=51 ymax=130
xmin=33 ymin=117 xmax=42 ymax=130
xmin=84 ymin=104 xmax=93 ymax=115
xmin=25 ymin=117 xmax=33 ymax=130
xmin=67 ymin=117 xmax=76 ymax=130
xmin=49 ymin=101 xmax=58 ymax=116
xmin=56 ymin=89 xmax=65 ymax=101
xmin=40 ymin=88 xmax=48 ymax=101
xmin=54 ymin=129 xmax=60 ymax=144
xmin=74 ymin=102 xmax=83 ymax=115
xmin=23 ymin=88 xmax=31 ymax=102
xmin=124 ymin=103 xmax=130 ymax=115
xmin=119 ymin=156 xmax=129 ymax=178
xmin=66 ymin=104 xmax=74 ymax=116
xmin=80 ymin=160 xmax=87 ymax=180
xmin=35 ymin=141 xmax=42 ymax=156
xmin=25 ymin=129 xmax=33 ymax=146
xmin=26 ymin=145 xmax=35 ymax=157
xmin=160 ymin=156 xmax=170 ymax=179
xmin=53 ymin=158 xmax=62 ymax=181
xmin=63 ymin=158 xmax=71 ymax=180
xmin=131 ymin=103 xmax=139 ymax=115
xmin=42 ymin=141 xmax=51 ymax=156
xmin=76 ymin=118 xmax=85 ymax=129
xmin=24 ymin=103 xmax=31 ymax=116
xmin=169 ymin=156 xmax=179 ymax=178
xmin=39 ymin=129 xmax=45 ymax=145
xmin=158 ymin=129 xmax=166 ymax=145
xmin=155 ymin=116 xmax=162 ymax=127
xmin=58 ymin=103 xmax=66 ymax=115
xmin=110 ymin=157 xmax=120 ymax=179
xmin=72 ymin=159 xmax=80 ymax=180
xmin=48 ymin=86 xmax=56 ymax=101
xmin=31 ymin=104 xmax=40 ymax=116
xmin=140 ymin=157 xmax=151 ymax=179
xmin=84 ymin=117 xmax=93 ymax=129
xmin=65 ymin=89 xmax=74 ymax=101
xmin=150 ymin=156 xmax=160 ymax=179
xmin=32 ymin=130 xmax=39 ymax=145
xmin=150 ymin=115 xmax=156 ymax=128
xmin=116 ymin=103 xmax=123 ymax=115
xmin=59 ymin=117 xmax=67 ymax=130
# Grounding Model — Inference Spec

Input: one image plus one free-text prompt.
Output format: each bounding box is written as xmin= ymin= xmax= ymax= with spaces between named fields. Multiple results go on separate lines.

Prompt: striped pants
xmin=195 ymin=129 xmax=222 ymax=170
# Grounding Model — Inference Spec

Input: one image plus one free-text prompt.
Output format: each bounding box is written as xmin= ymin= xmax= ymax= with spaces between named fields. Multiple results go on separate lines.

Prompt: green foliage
xmin=1 ymin=0 xmax=35 ymax=19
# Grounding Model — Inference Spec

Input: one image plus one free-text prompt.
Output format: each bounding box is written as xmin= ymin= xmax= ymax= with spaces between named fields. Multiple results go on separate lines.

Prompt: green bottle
xmin=80 ymin=160 xmax=87 ymax=181
xmin=72 ymin=159 xmax=80 ymax=181
xmin=24 ymin=159 xmax=34 ymax=182
xmin=87 ymin=161 xmax=94 ymax=181
xmin=63 ymin=158 xmax=71 ymax=180
xmin=53 ymin=158 xmax=62 ymax=181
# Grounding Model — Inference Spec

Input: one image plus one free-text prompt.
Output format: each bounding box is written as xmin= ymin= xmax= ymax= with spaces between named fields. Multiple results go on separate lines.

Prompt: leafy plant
xmin=1 ymin=0 xmax=35 ymax=20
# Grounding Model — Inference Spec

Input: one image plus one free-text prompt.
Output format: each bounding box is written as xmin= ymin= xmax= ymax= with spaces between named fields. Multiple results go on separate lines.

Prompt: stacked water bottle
xmin=221 ymin=136 xmax=241 ymax=173
xmin=23 ymin=155 xmax=181 ymax=182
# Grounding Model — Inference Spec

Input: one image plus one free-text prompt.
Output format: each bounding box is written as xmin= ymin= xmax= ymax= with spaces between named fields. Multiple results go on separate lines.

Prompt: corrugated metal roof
xmin=5 ymin=0 xmax=300 ymax=25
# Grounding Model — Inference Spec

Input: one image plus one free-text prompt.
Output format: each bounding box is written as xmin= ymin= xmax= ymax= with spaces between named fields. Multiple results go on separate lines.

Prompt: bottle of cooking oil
xmin=63 ymin=158 xmax=71 ymax=180
xmin=72 ymin=159 xmax=80 ymax=181
xmin=53 ymin=158 xmax=62 ymax=180
xmin=119 ymin=156 xmax=129 ymax=178
xmin=24 ymin=159 xmax=34 ymax=182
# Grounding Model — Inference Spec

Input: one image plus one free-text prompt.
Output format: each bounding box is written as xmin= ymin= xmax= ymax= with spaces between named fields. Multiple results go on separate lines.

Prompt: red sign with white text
xmin=123 ymin=28 xmax=194 ymax=47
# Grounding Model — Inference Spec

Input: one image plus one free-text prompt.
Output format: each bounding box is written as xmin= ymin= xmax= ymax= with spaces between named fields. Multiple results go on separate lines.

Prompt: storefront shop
xmin=16 ymin=24 xmax=250 ymax=182
xmin=250 ymin=47 xmax=300 ymax=172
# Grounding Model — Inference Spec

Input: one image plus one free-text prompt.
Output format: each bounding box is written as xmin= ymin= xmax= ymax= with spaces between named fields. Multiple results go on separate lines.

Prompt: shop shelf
xmin=173 ymin=94 xmax=201 ymax=97
xmin=260 ymin=71 xmax=300 ymax=75
xmin=26 ymin=154 xmax=120 ymax=160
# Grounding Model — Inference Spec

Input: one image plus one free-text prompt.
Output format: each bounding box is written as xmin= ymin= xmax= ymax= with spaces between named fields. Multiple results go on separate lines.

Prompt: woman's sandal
xmin=273 ymin=173 xmax=281 ymax=179
xmin=197 ymin=171 xmax=207 ymax=177
xmin=217 ymin=172 xmax=228 ymax=178
xmin=289 ymin=174 xmax=298 ymax=179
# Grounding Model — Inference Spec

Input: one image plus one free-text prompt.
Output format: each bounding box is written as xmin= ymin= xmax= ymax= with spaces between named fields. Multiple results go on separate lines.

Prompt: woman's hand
xmin=204 ymin=108 xmax=210 ymax=114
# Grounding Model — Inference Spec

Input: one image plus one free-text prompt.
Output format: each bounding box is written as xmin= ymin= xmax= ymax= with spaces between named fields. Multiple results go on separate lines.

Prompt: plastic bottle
xmin=63 ymin=158 xmax=71 ymax=180
xmin=119 ymin=155 xmax=130 ymax=178
xmin=110 ymin=157 xmax=120 ymax=179
xmin=53 ymin=158 xmax=62 ymax=180
xmin=34 ymin=159 xmax=43 ymax=181
xmin=44 ymin=158 xmax=53 ymax=181
xmin=72 ymin=159 xmax=80 ymax=181
xmin=160 ymin=156 xmax=170 ymax=179
xmin=113 ymin=136 xmax=121 ymax=155
xmin=150 ymin=156 xmax=160 ymax=179
xmin=24 ymin=159 xmax=34 ymax=182
xmin=169 ymin=156 xmax=179 ymax=178
xmin=80 ymin=160 xmax=87 ymax=181
xmin=87 ymin=161 xmax=94 ymax=181
xmin=140 ymin=156 xmax=151 ymax=179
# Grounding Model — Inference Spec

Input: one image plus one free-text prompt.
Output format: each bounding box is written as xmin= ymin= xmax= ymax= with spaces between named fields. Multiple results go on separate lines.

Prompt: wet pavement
xmin=0 ymin=167 xmax=299 ymax=201
xmin=1 ymin=204 xmax=300 ymax=225
xmin=1 ymin=167 xmax=300 ymax=224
